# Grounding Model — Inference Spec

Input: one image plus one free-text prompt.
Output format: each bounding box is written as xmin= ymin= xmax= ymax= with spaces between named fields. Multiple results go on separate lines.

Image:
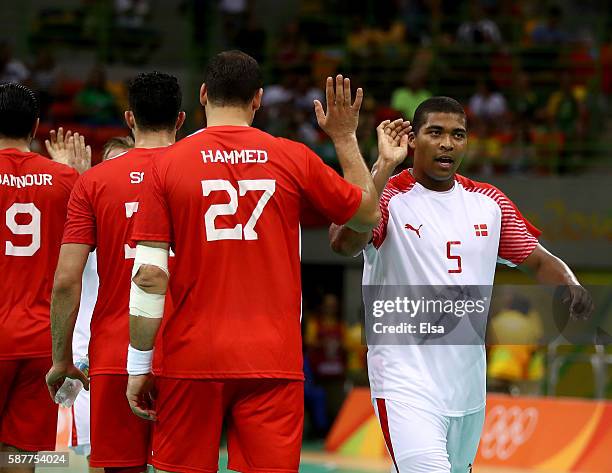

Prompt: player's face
xmin=411 ymin=112 xmax=467 ymax=183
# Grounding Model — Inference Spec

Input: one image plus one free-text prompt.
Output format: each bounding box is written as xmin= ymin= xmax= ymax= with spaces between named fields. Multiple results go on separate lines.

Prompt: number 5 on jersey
xmin=447 ymin=241 xmax=462 ymax=274
xmin=202 ymin=179 xmax=275 ymax=242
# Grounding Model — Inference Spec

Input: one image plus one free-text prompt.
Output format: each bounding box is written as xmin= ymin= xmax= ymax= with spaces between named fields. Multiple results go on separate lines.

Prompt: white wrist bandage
xmin=129 ymin=245 xmax=169 ymax=319
xmin=127 ymin=344 xmax=154 ymax=375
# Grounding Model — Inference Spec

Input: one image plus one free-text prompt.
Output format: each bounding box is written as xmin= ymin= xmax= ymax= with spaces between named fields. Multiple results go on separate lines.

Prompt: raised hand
xmin=377 ymin=118 xmax=412 ymax=168
xmin=45 ymin=127 xmax=92 ymax=174
xmin=314 ymin=75 xmax=363 ymax=142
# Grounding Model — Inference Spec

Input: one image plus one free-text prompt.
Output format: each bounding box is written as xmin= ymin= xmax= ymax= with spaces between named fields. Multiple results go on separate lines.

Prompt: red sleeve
xmin=131 ymin=161 xmax=172 ymax=242
xmin=62 ymin=175 xmax=96 ymax=246
xmin=301 ymin=144 xmax=362 ymax=225
xmin=493 ymin=186 xmax=541 ymax=265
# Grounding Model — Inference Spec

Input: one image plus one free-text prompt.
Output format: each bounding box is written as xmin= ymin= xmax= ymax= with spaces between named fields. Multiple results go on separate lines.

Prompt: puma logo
xmin=405 ymin=223 xmax=423 ymax=238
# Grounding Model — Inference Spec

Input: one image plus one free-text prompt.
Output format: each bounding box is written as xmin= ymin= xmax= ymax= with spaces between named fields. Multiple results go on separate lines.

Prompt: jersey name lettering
xmin=0 ymin=173 xmax=52 ymax=188
xmin=201 ymin=149 xmax=268 ymax=164
xmin=130 ymin=171 xmax=144 ymax=184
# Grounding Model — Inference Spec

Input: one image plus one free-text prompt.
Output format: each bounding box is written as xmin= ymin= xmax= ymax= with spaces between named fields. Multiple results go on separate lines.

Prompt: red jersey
xmin=0 ymin=149 xmax=78 ymax=360
xmin=132 ymin=126 xmax=362 ymax=380
xmin=62 ymin=148 xmax=166 ymax=375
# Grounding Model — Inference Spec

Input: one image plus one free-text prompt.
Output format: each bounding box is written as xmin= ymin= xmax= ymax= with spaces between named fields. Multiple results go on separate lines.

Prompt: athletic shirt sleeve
xmin=131 ymin=160 xmax=172 ymax=242
xmin=300 ymin=143 xmax=362 ymax=225
xmin=371 ymin=172 xmax=414 ymax=249
xmin=490 ymin=185 xmax=541 ymax=266
xmin=62 ymin=174 xmax=96 ymax=246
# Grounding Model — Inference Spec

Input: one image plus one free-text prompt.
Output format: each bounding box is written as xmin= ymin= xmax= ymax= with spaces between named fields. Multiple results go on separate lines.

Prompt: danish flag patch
xmin=474 ymin=224 xmax=488 ymax=237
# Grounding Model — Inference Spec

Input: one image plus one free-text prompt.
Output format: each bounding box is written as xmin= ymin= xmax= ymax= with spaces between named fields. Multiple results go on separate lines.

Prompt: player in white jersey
xmin=330 ymin=97 xmax=593 ymax=473
xmin=69 ymin=251 xmax=97 ymax=455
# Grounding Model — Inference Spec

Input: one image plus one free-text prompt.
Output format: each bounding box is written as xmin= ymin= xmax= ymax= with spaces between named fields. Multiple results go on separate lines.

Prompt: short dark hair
xmin=0 ymin=83 xmax=39 ymax=139
xmin=204 ymin=50 xmax=263 ymax=106
xmin=412 ymin=96 xmax=466 ymax=135
xmin=128 ymin=71 xmax=182 ymax=131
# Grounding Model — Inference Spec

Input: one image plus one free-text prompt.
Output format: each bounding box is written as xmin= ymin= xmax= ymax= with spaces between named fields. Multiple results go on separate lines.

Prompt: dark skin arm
xmin=519 ymin=243 xmax=593 ymax=319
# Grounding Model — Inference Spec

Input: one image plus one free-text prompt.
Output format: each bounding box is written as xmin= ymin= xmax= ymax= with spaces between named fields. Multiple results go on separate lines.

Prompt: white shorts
xmin=373 ymin=398 xmax=485 ymax=473
xmin=69 ymin=388 xmax=91 ymax=457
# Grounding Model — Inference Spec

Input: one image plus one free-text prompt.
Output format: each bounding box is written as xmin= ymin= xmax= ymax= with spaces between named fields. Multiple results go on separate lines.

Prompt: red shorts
xmin=152 ymin=378 xmax=304 ymax=473
xmin=0 ymin=357 xmax=57 ymax=451
xmin=89 ymin=374 xmax=152 ymax=468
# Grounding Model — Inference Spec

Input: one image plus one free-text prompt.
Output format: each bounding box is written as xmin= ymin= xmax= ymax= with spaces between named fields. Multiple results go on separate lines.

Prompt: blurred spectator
xmin=112 ymin=0 xmax=160 ymax=64
xmin=487 ymin=295 xmax=544 ymax=394
xmin=0 ymin=41 xmax=29 ymax=84
xmin=544 ymin=73 xmax=587 ymax=173
xmin=391 ymin=72 xmax=432 ymax=121
xmin=456 ymin=2 xmax=502 ymax=45
xmin=234 ymin=9 xmax=267 ymax=63
xmin=115 ymin=0 xmax=150 ymax=28
xmin=530 ymin=5 xmax=570 ymax=45
xmin=305 ymin=293 xmax=347 ymax=422
xmin=305 ymin=293 xmax=346 ymax=381
xmin=343 ymin=322 xmax=368 ymax=385
xmin=27 ymin=49 xmax=62 ymax=119
xmin=468 ymin=78 xmax=508 ymax=134
xmin=293 ymin=71 xmax=324 ymax=113
xmin=274 ymin=22 xmax=310 ymax=68
xmin=303 ymin=356 xmax=329 ymax=439
xmin=347 ymin=15 xmax=406 ymax=58
xmin=74 ymin=65 xmax=120 ymax=125
xmin=511 ymin=72 xmax=540 ymax=131
xmin=399 ymin=0 xmax=434 ymax=43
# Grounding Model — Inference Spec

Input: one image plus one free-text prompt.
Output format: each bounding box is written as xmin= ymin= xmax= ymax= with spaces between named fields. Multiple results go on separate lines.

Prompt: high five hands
xmin=45 ymin=127 xmax=92 ymax=174
xmin=314 ymin=74 xmax=363 ymax=141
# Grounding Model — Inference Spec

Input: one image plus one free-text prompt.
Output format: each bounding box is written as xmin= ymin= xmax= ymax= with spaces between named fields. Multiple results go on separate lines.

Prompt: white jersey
xmin=72 ymin=251 xmax=98 ymax=361
xmin=364 ymin=171 xmax=539 ymax=416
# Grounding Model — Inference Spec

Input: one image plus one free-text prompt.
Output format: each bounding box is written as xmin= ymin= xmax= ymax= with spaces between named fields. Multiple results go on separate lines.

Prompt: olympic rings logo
xmin=480 ymin=405 xmax=539 ymax=460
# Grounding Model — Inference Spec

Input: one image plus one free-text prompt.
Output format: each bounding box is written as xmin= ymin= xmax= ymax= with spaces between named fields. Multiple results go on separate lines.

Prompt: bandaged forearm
xmin=127 ymin=344 xmax=154 ymax=375
xmin=129 ymin=244 xmax=169 ymax=318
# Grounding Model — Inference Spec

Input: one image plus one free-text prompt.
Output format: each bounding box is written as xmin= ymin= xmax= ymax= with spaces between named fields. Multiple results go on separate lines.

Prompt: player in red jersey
xmin=45 ymin=72 xmax=184 ymax=473
xmin=124 ymin=50 xmax=380 ymax=473
xmin=0 ymin=84 xmax=80 ymax=473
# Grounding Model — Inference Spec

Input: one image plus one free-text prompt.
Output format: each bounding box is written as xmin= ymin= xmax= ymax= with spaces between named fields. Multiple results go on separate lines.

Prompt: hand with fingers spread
xmin=126 ymin=373 xmax=157 ymax=421
xmin=45 ymin=127 xmax=92 ymax=174
xmin=314 ymin=75 xmax=363 ymax=142
xmin=377 ymin=118 xmax=412 ymax=168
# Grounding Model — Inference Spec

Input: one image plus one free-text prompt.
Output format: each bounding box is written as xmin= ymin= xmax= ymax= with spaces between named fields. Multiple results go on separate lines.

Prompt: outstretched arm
xmin=314 ymin=75 xmax=379 ymax=232
xmin=519 ymin=243 xmax=593 ymax=319
xmin=330 ymin=119 xmax=411 ymax=256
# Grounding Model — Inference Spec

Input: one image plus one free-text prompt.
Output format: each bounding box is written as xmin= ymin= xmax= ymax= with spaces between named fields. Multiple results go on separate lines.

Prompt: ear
xmin=30 ymin=118 xmax=40 ymax=141
xmin=200 ymin=83 xmax=208 ymax=107
xmin=124 ymin=111 xmax=136 ymax=129
xmin=252 ymin=88 xmax=263 ymax=111
xmin=407 ymin=131 xmax=416 ymax=150
xmin=175 ymin=111 xmax=186 ymax=130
